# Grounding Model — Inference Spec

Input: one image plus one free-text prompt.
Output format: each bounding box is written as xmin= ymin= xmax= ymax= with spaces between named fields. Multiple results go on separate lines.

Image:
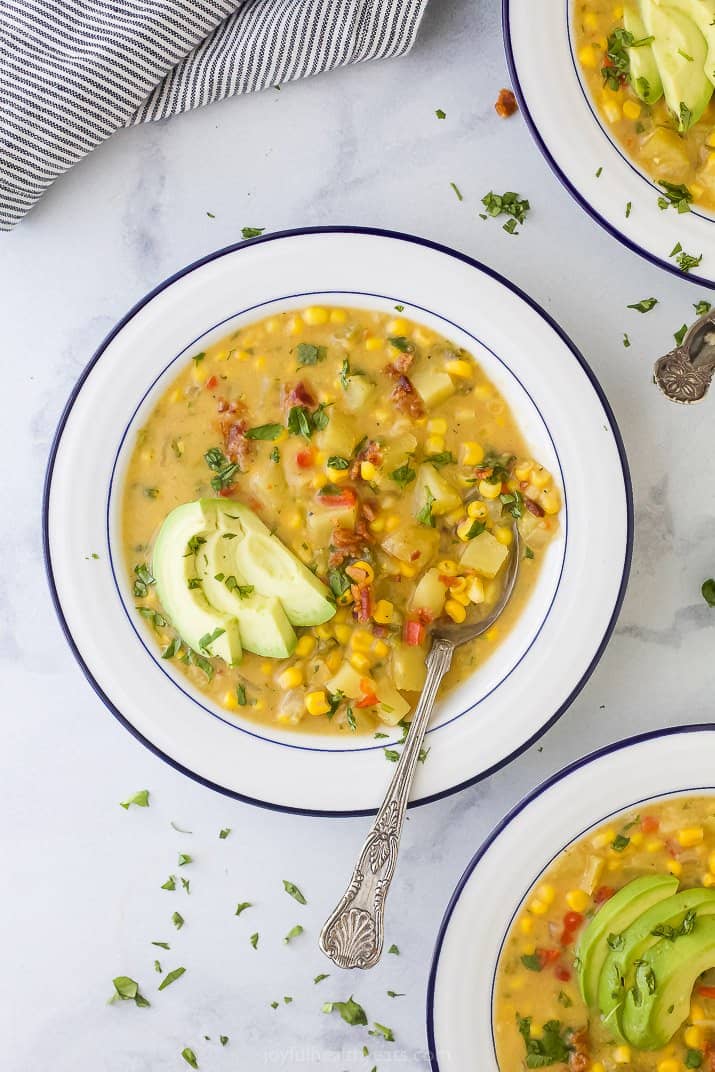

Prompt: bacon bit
xmin=372 ymin=624 xmax=389 ymax=639
xmin=320 ymin=487 xmax=357 ymax=509
xmin=328 ymin=515 xmax=372 ymax=567
xmin=296 ymin=448 xmax=314 ymax=469
xmin=361 ymin=499 xmax=378 ymax=522
xmin=524 ymin=496 xmax=545 ymax=517
xmin=350 ymin=440 xmax=383 ymax=480
xmin=474 ymin=466 xmax=494 ymax=480
xmin=388 ymin=371 xmax=424 ymax=419
xmin=593 ymin=886 xmax=615 ymax=904
xmin=641 ymin=815 xmax=659 ymax=834
xmin=404 ymin=619 xmax=426 ymax=646
xmin=495 ymin=88 xmax=518 ymax=118
xmin=283 ymin=381 xmax=315 ymax=409
xmin=353 ymin=584 xmax=373 ymax=623
xmin=205 ymin=374 xmax=218 ymax=390
xmin=222 ymin=417 xmax=251 ymax=466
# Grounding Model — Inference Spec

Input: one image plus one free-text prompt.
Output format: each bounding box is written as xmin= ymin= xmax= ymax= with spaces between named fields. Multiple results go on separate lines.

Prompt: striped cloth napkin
xmin=1 ymin=0 xmax=427 ymax=230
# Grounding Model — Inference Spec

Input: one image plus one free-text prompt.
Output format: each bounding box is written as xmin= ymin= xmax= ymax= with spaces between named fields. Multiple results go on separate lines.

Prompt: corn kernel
xmin=578 ymin=44 xmax=597 ymax=68
xmin=312 ymin=472 xmax=329 ymax=490
xmin=437 ymin=560 xmax=458 ymax=576
xmin=457 ymin=519 xmax=477 ymax=542
xmin=287 ymin=315 xmax=303 ymax=336
xmin=325 ymin=649 xmax=342 ymax=672
xmin=450 ymin=577 xmax=467 ymax=594
xmin=467 ymin=577 xmax=485 ymax=604
xmin=467 ymin=500 xmax=489 ymax=520
xmin=388 ymin=317 xmax=410 ymax=335
xmin=425 ymin=435 xmax=446 ymax=455
xmin=583 ymin=10 xmax=598 ymax=28
xmin=329 ymin=467 xmax=350 ymax=484
xmin=667 ymin=859 xmax=683 ymax=877
xmin=494 ymin=525 xmax=513 ymax=546
xmin=521 ymin=942 xmax=536 ymax=956
xmin=236 ymin=348 xmax=251 ymax=361
xmin=540 ymin=487 xmax=561 ymax=515
xmin=445 ymin=358 xmax=473 ymax=378
xmin=399 ymin=561 xmax=417 ymax=578
xmin=623 ymin=98 xmax=641 ymax=120
xmin=484 ymin=626 xmax=499 ymax=642
xmin=428 ymin=418 xmax=448 ymax=435
xmin=222 ymin=690 xmax=238 ymax=711
xmin=537 ymin=884 xmax=556 ymax=906
xmin=592 ymin=828 xmax=616 ymax=849
xmin=530 ymin=466 xmax=551 ymax=489
xmin=445 ymin=598 xmax=467 ymax=623
xmin=337 ymin=588 xmax=354 ymax=606
xmin=369 ymin=517 xmax=385 ymax=534
xmin=374 ymin=599 xmax=395 ymax=624
xmin=169 ymin=388 xmax=182 ymax=404
xmin=278 ymin=666 xmax=303 ymax=690
xmin=613 ymin=4 xmax=624 ymax=17
xmin=630 ymin=831 xmax=644 ymax=847
xmin=529 ymin=1022 xmax=543 ymax=1039
xmin=704 ymin=873 xmax=715 ymax=887
xmin=691 ymin=1002 xmax=706 ymax=1023
xmin=519 ymin=915 xmax=534 ymax=935
xmin=479 ymin=479 xmax=502 ymax=500
xmin=646 ymin=838 xmax=664 ymax=853
xmin=365 ymin=336 xmax=382 ymax=351
xmin=460 ymin=441 xmax=484 ymax=466
xmin=514 ymin=459 xmax=532 ymax=481
xmin=360 ymin=460 xmax=379 ymax=481
xmin=604 ymin=98 xmax=622 ymax=123
xmin=351 ymin=629 xmax=374 ymax=652
xmin=305 ymin=690 xmax=331 ymax=716
xmin=295 ymin=634 xmax=316 ymax=657
xmin=315 ymin=624 xmax=333 ymax=640
xmin=350 ymin=651 xmax=372 ymax=673
xmin=254 ymin=355 xmax=266 ymax=370
xmin=451 ymin=589 xmax=470 ymax=606
xmin=373 ymin=638 xmax=390 ymax=658
xmin=329 ymin=308 xmax=347 ymax=324
xmin=334 ymin=623 xmax=352 ymax=645
xmin=566 ymin=889 xmax=590 ymax=912
xmin=385 ymin=514 xmax=401 ymax=533
xmin=613 ymin=1046 xmax=631 ymax=1064
xmin=685 ymin=1025 xmax=704 ymax=1048
xmin=591 ymin=1065 xmax=606 ymax=1072
xmin=656 ymin=1060 xmax=679 ymax=1072
xmin=529 ymin=898 xmax=548 ymax=916
xmin=302 ymin=305 xmax=328 ymax=326
xmin=678 ymin=826 xmax=704 ymax=848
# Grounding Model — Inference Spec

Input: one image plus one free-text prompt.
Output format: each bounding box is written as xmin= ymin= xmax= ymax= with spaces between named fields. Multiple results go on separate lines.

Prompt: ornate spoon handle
xmin=319 ymin=636 xmax=454 ymax=969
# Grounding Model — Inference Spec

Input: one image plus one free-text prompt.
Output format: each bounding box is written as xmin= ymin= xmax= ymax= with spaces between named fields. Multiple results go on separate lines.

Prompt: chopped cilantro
xmin=284 ymin=924 xmax=304 ymax=943
xmin=627 ymin=297 xmax=658 ymax=313
xmin=390 ymin=463 xmax=416 ymax=488
xmin=245 ymin=423 xmax=283 ymax=440
xmin=282 ymin=879 xmax=307 ymax=904
xmin=120 ymin=789 xmax=150 ymax=810
xmin=322 ymin=996 xmax=367 ymax=1026
xmin=158 ymin=966 xmax=186 ymax=991
xmin=702 ymin=578 xmax=715 ymax=606
xmin=241 ymin=227 xmax=264 ymax=239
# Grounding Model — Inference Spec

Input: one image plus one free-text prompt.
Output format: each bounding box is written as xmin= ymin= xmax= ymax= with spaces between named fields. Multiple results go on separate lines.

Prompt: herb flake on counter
xmin=152 ymin=941 xmax=170 ymax=950
xmin=702 ymin=578 xmax=715 ymax=607
xmin=694 ymin=300 xmax=711 ymax=316
xmin=178 ymin=853 xmax=192 ymax=867
xmin=161 ymin=875 xmax=176 ymax=891
xmin=284 ymin=924 xmax=304 ymax=944
xmin=387 ymin=990 xmax=405 ymax=998
xmin=219 ymin=827 xmax=231 ymax=839
xmin=154 ymin=959 xmax=162 ymax=973
xmin=370 ymin=1022 xmax=395 ymax=1042
xmin=435 ymin=108 xmax=446 ymax=118
xmin=250 ymin=932 xmax=259 ymax=948
xmin=172 ymin=911 xmax=184 ymax=930
xmin=111 ymin=975 xmax=150 ymax=1007
xmin=481 ymin=190 xmax=530 ymax=234
xmin=384 ymin=748 xmax=400 ymax=762
xmin=388 ymin=944 xmax=400 ymax=954
xmin=220 ymin=1036 xmax=229 ymax=1046
xmin=623 ymin=333 xmax=631 ymax=348
xmin=627 ymin=297 xmax=657 ymax=313
xmin=322 ymin=996 xmax=368 ymax=1026
xmin=450 ymin=181 xmax=463 ymax=201
xmin=314 ymin=973 xmax=329 ymax=984
xmin=283 ymin=879 xmax=307 ymax=905
xmin=181 ymin=1046 xmax=198 ymax=1068
xmin=674 ymin=323 xmax=688 ymax=346
xmin=181 ymin=877 xmax=190 ymax=894
xmin=669 ymin=242 xmax=702 ymax=272
xmin=120 ymin=789 xmax=150 ymax=810
xmin=235 ymin=901 xmax=252 ymax=916
xmin=596 ymin=166 xmax=603 ymax=177
xmin=625 ymin=201 xmax=632 ymax=218
xmin=241 ymin=227 xmax=264 ymax=239
xmin=158 ymin=966 xmax=186 ymax=991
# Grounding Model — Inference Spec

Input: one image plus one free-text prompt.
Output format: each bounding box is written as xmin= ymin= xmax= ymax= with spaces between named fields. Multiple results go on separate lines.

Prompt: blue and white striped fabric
xmin=0 ymin=0 xmax=427 ymax=230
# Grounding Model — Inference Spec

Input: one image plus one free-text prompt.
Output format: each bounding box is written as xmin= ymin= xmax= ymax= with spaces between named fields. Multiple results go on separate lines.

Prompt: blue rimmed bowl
xmin=504 ymin=0 xmax=715 ymax=287
xmin=43 ymin=227 xmax=631 ymax=816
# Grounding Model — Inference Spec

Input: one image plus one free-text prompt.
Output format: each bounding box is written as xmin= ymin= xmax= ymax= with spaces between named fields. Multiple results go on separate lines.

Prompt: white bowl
xmin=43 ymin=227 xmax=632 ymax=815
xmin=427 ymin=725 xmax=715 ymax=1070
xmin=504 ymin=0 xmax=715 ymax=286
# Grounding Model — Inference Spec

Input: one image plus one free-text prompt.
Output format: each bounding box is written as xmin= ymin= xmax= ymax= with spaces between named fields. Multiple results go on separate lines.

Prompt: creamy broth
xmin=121 ymin=305 xmax=561 ymax=736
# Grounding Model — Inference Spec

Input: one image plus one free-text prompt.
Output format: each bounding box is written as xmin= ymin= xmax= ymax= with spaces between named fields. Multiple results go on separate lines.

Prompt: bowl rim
xmin=41 ymin=225 xmax=634 ymax=817
xmin=425 ymin=722 xmax=715 ymax=1070
xmin=502 ymin=0 xmax=715 ymax=289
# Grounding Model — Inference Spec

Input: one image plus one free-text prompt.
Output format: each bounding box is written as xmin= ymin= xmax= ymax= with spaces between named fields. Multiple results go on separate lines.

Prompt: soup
xmin=121 ymin=305 xmax=561 ymax=735
xmin=574 ymin=0 xmax=715 ymax=216
xmin=494 ymin=795 xmax=715 ymax=1071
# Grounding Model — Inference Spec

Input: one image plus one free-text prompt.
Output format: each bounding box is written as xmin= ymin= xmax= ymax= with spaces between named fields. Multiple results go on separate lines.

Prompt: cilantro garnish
xmin=627 ymin=297 xmax=658 ymax=313
xmin=111 ymin=975 xmax=150 ymax=1007
xmin=241 ymin=227 xmax=264 ymax=239
xmin=282 ymin=879 xmax=307 ymax=904
xmin=284 ymin=924 xmax=304 ymax=944
xmin=517 ymin=1017 xmax=572 ymax=1068
xmin=296 ymin=342 xmax=327 ymax=366
xmin=322 ymin=996 xmax=367 ymax=1026
xmin=481 ymin=190 xmax=530 ymax=234
xmin=158 ymin=966 xmax=186 ymax=991
xmin=703 ymin=578 xmax=715 ymax=607
xmin=245 ymin=423 xmax=283 ymax=440
xmin=657 ymin=181 xmax=692 ymax=213
xmin=120 ymin=789 xmax=150 ymax=810
xmin=390 ymin=463 xmax=416 ymax=489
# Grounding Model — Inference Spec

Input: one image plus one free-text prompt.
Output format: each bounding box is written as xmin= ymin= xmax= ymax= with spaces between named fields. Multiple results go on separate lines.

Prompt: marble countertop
xmin=3 ymin=0 xmax=714 ymax=1067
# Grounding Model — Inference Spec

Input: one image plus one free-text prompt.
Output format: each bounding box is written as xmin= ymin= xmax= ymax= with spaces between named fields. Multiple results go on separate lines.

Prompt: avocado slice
xmin=639 ymin=0 xmax=713 ymax=129
xmin=196 ymin=531 xmax=297 ymax=659
xmin=598 ymin=887 xmax=715 ymax=1038
xmin=576 ymin=874 xmax=679 ymax=1008
xmin=658 ymin=0 xmax=715 ymax=86
xmin=151 ymin=500 xmax=243 ymax=665
xmin=621 ymin=915 xmax=715 ymax=1049
xmin=624 ymin=2 xmax=663 ymax=103
xmin=211 ymin=500 xmax=335 ymax=627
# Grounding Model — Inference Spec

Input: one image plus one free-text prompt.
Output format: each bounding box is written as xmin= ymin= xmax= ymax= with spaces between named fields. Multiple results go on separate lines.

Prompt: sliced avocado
xmin=211 ymin=500 xmax=335 ymax=627
xmin=659 ymin=0 xmax=715 ymax=86
xmin=640 ymin=0 xmax=713 ymax=128
xmin=624 ymin=2 xmax=663 ymax=102
xmin=598 ymin=887 xmax=715 ymax=1038
xmin=196 ymin=531 xmax=297 ymax=659
xmin=621 ymin=914 xmax=715 ymax=1049
xmin=576 ymin=874 xmax=678 ymax=1007
xmin=152 ymin=500 xmax=243 ymax=665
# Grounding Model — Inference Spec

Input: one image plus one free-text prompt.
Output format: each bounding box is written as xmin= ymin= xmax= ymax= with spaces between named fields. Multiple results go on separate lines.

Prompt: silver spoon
xmin=654 ymin=308 xmax=715 ymax=404
xmin=319 ymin=522 xmax=520 ymax=969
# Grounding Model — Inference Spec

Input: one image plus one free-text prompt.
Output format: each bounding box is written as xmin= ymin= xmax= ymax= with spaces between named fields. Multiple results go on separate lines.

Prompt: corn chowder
xmin=122 ymin=305 xmax=561 ymax=735
xmin=574 ymin=0 xmax=715 ymax=218
xmin=495 ymin=796 xmax=715 ymax=1072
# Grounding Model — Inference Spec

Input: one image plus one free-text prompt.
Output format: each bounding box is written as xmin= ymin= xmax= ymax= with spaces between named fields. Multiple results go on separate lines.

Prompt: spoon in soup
xmin=319 ymin=520 xmax=521 ymax=969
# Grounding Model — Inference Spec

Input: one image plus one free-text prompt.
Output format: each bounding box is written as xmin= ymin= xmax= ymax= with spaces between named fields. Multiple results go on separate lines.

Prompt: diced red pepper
xmin=698 ymin=986 xmax=715 ymax=999
xmin=554 ymin=964 xmax=571 ymax=982
xmin=319 ymin=488 xmax=357 ymax=508
xmin=537 ymin=948 xmax=560 ymax=968
xmin=296 ymin=449 xmax=314 ymax=469
xmin=594 ymin=886 xmax=615 ymax=904
xmin=641 ymin=815 xmax=659 ymax=834
xmin=356 ymin=691 xmax=378 ymax=708
xmin=205 ymin=374 xmax=218 ymax=390
xmin=404 ymin=619 xmax=426 ymax=646
xmin=219 ymin=486 xmax=236 ymax=498
xmin=563 ymin=911 xmax=583 ymax=930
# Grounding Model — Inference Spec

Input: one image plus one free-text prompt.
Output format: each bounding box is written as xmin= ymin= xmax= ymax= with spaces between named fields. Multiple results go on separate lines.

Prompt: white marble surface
xmin=3 ymin=0 xmax=715 ymax=1067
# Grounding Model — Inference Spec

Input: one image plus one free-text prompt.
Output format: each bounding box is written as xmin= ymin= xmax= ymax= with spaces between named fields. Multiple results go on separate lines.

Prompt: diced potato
xmin=373 ymin=676 xmax=412 ymax=725
xmin=639 ymin=128 xmax=691 ymax=182
xmin=247 ymin=465 xmax=287 ymax=514
xmin=392 ymin=641 xmax=428 ymax=692
xmin=409 ymin=567 xmax=447 ymax=618
xmin=325 ymin=662 xmax=366 ymax=699
xmin=414 ymin=463 xmax=462 ymax=517
xmin=306 ymin=503 xmax=358 ymax=544
xmin=315 ymin=409 xmax=359 ymax=456
xmin=517 ymin=511 xmax=542 ymax=540
xmin=411 ymin=367 xmax=456 ymax=409
xmin=382 ymin=523 xmax=440 ymax=566
xmin=460 ymin=530 xmax=509 ymax=578
xmin=343 ymin=376 xmax=376 ymax=412
xmin=380 ymin=432 xmax=418 ymax=474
